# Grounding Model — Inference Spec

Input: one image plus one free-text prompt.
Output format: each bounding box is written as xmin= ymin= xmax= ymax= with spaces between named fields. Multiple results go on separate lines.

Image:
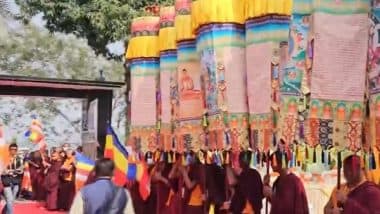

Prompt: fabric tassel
xmin=292 ymin=150 xmax=296 ymax=168
xmin=209 ymin=203 xmax=215 ymax=214
xmin=219 ymin=151 xmax=224 ymax=165
xmin=197 ymin=151 xmax=203 ymax=164
xmin=328 ymin=151 xmax=331 ymax=165
xmin=225 ymin=151 xmax=230 ymax=165
xmin=173 ymin=152 xmax=176 ymax=163
xmin=168 ymin=152 xmax=172 ymax=163
xmin=250 ymin=151 xmax=255 ymax=169
xmin=372 ymin=151 xmax=377 ymax=169
xmin=305 ymin=146 xmax=309 ymax=161
xmin=369 ymin=152 xmax=373 ymax=170
xmin=202 ymin=114 xmax=208 ymax=127
xmin=256 ymin=151 xmax=261 ymax=166
xmin=321 ymin=150 xmax=325 ymax=164
xmin=299 ymin=121 xmax=305 ymax=139
xmin=182 ymin=154 xmax=186 ymax=166
xmin=272 ymin=133 xmax=277 ymax=147
xmin=282 ymin=152 xmax=286 ymax=169
xmin=313 ymin=147 xmax=316 ymax=163
xmin=225 ymin=131 xmax=230 ymax=145
xmin=207 ymin=151 xmax=213 ymax=164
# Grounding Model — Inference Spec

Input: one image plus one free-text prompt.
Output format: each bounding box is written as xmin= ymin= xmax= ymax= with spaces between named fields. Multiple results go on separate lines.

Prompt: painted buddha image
xmin=179 ymin=67 xmax=201 ymax=100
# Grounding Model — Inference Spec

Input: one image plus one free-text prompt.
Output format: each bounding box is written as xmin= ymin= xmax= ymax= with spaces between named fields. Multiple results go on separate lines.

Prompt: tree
xmin=15 ymin=0 xmax=175 ymax=58
xmin=0 ymin=20 xmax=127 ymax=145
xmin=0 ymin=0 xmax=11 ymax=17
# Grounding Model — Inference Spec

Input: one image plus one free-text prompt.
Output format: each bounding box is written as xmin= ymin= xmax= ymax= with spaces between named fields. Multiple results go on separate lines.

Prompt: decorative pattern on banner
xmin=369 ymin=3 xmax=380 ymax=151
xmin=126 ymin=16 xmax=160 ymax=153
xmin=175 ymin=0 xmax=204 ymax=153
xmin=196 ymin=0 xmax=248 ymax=152
xmin=159 ymin=6 xmax=177 ymax=152
xmin=245 ymin=1 xmax=291 ymax=152
xmin=310 ymin=0 xmax=370 ymax=151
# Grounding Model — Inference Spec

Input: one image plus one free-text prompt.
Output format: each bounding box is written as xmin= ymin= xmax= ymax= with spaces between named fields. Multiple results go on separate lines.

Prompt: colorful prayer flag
xmin=75 ymin=152 xmax=95 ymax=191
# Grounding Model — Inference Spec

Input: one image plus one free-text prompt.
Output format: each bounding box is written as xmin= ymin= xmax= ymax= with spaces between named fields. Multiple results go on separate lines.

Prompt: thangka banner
xmin=175 ymin=0 xmax=204 ymax=153
xmin=245 ymin=0 xmax=292 ymax=152
xmin=196 ymin=0 xmax=248 ymax=152
xmin=126 ymin=16 xmax=160 ymax=153
xmin=159 ymin=6 xmax=177 ymax=152
xmin=279 ymin=0 xmax=313 ymax=148
xmin=369 ymin=3 xmax=380 ymax=150
xmin=309 ymin=0 xmax=370 ymax=152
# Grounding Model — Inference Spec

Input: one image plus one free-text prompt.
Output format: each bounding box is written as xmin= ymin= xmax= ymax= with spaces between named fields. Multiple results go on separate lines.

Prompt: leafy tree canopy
xmin=15 ymin=0 xmax=175 ymax=59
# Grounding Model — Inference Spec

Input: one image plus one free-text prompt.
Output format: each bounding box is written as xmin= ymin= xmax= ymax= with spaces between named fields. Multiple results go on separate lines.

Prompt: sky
xmin=7 ymin=0 xmax=125 ymax=56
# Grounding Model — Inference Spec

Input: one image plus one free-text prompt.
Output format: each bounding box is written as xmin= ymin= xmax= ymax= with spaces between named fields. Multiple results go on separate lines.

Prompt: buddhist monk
xmin=44 ymin=150 xmax=63 ymax=211
xmin=205 ymin=163 xmax=226 ymax=214
xmin=335 ymin=155 xmax=380 ymax=214
xmin=221 ymin=151 xmax=264 ymax=214
xmin=152 ymin=161 xmax=176 ymax=214
xmin=58 ymin=150 xmax=76 ymax=211
xmin=263 ymin=150 xmax=309 ymax=214
xmin=179 ymin=159 xmax=205 ymax=214
xmin=28 ymin=151 xmax=46 ymax=201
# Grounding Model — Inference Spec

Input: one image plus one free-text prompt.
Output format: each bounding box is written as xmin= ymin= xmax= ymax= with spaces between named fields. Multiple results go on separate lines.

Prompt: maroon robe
xmin=343 ymin=181 xmax=380 ymax=214
xmin=205 ymin=164 xmax=226 ymax=214
xmin=28 ymin=155 xmax=46 ymax=201
xmin=156 ymin=164 xmax=178 ymax=214
xmin=183 ymin=163 xmax=204 ymax=214
xmin=230 ymin=167 xmax=264 ymax=214
xmin=44 ymin=160 xmax=62 ymax=210
xmin=57 ymin=165 xmax=76 ymax=210
xmin=270 ymin=173 xmax=309 ymax=214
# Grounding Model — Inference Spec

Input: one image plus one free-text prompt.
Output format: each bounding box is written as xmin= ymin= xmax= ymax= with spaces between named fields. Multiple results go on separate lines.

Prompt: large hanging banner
xmin=195 ymin=0 xmax=248 ymax=152
xmin=245 ymin=0 xmax=292 ymax=152
xmin=369 ymin=2 xmax=380 ymax=152
xmin=175 ymin=0 xmax=204 ymax=153
xmin=159 ymin=6 xmax=177 ymax=152
xmin=126 ymin=16 xmax=160 ymax=153
xmin=276 ymin=0 xmax=313 ymax=149
xmin=310 ymin=0 xmax=369 ymax=152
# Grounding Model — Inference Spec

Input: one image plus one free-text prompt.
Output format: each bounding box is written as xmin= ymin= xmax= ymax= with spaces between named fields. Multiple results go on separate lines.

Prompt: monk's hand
xmin=263 ymin=185 xmax=272 ymax=198
xmin=220 ymin=201 xmax=231 ymax=210
xmin=336 ymin=189 xmax=347 ymax=205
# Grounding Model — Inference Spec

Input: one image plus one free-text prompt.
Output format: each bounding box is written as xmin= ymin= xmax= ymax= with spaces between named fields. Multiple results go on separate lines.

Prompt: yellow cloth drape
xmin=126 ymin=16 xmax=160 ymax=59
xmin=159 ymin=6 xmax=177 ymax=51
xmin=245 ymin=0 xmax=292 ymax=19
xmin=199 ymin=0 xmax=246 ymax=24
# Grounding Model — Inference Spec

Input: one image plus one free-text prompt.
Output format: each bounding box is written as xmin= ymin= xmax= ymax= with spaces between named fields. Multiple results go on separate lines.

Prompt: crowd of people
xmin=0 ymin=143 xmax=78 ymax=213
xmin=1 ymin=140 xmax=380 ymax=214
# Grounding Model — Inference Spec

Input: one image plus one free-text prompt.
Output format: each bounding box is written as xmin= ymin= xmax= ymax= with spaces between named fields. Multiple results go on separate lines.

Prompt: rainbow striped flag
xmin=75 ymin=152 xmax=95 ymax=191
xmin=104 ymin=125 xmax=151 ymax=200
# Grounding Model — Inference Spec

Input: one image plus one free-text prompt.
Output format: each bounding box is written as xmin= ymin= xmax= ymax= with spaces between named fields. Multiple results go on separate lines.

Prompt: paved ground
xmin=12 ymin=201 xmax=66 ymax=214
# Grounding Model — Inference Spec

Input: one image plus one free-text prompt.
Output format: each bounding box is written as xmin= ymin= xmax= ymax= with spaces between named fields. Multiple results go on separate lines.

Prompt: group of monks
xmin=127 ymin=148 xmax=380 ymax=214
xmin=127 ymin=149 xmax=308 ymax=214
xmin=27 ymin=143 xmax=77 ymax=211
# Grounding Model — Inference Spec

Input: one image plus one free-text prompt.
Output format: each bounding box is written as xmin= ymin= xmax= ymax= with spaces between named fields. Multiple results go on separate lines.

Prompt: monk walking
xmin=263 ymin=150 xmax=309 ymax=214
xmin=222 ymin=151 xmax=264 ymax=214
xmin=28 ymin=151 xmax=46 ymax=201
xmin=44 ymin=150 xmax=63 ymax=211
xmin=334 ymin=155 xmax=380 ymax=214
xmin=58 ymin=150 xmax=76 ymax=211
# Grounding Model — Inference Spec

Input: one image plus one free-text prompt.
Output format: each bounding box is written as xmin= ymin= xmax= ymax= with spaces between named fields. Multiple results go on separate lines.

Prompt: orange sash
xmin=242 ymin=200 xmax=254 ymax=214
xmin=188 ymin=184 xmax=203 ymax=206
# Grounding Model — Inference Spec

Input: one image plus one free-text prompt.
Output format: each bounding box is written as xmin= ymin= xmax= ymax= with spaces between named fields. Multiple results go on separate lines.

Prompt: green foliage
xmin=15 ymin=0 xmax=175 ymax=58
